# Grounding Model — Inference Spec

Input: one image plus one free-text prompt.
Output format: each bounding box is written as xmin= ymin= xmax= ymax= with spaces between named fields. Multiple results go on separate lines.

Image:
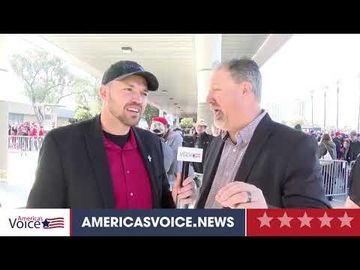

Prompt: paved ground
xmin=329 ymin=195 xmax=347 ymax=208
xmin=0 ymin=151 xmax=38 ymax=208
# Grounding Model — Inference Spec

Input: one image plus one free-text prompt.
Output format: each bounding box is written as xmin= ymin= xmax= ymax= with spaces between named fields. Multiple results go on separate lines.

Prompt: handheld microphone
xmin=181 ymin=161 xmax=190 ymax=186
xmin=176 ymin=146 xmax=203 ymax=208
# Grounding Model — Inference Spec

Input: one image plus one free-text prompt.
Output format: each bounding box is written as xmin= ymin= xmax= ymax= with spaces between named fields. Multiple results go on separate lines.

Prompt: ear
xmin=99 ymin=85 xmax=107 ymax=101
xmin=242 ymin=81 xmax=253 ymax=96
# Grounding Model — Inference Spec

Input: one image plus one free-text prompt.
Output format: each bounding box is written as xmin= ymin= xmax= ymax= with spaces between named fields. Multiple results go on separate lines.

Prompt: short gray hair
xmin=216 ymin=58 xmax=262 ymax=101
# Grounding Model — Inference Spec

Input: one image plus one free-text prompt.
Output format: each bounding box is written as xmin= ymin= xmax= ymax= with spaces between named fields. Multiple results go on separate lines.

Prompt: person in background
xmin=183 ymin=119 xmax=214 ymax=189
xmin=346 ymin=130 xmax=360 ymax=162
xmin=345 ymin=154 xmax=360 ymax=208
xmin=211 ymin=124 xmax=222 ymax=137
xmin=189 ymin=119 xmax=214 ymax=174
xmin=340 ymin=139 xmax=350 ymax=160
xmin=149 ymin=117 xmax=177 ymax=186
xmin=333 ymin=131 xmax=342 ymax=159
xmin=318 ymin=133 xmax=337 ymax=160
xmin=294 ymin=124 xmax=302 ymax=131
xmin=150 ymin=116 xmax=184 ymax=189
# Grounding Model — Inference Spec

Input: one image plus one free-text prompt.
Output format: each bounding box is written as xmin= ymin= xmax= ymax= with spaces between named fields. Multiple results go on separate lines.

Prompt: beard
xmin=114 ymin=112 xmax=140 ymax=127
xmin=213 ymin=113 xmax=226 ymax=130
xmin=108 ymin=103 xmax=142 ymax=128
xmin=106 ymin=89 xmax=146 ymax=127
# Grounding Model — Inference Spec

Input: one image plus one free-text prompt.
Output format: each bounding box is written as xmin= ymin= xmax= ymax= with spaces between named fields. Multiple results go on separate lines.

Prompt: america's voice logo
xmin=9 ymin=216 xmax=65 ymax=229
xmin=0 ymin=209 xmax=70 ymax=236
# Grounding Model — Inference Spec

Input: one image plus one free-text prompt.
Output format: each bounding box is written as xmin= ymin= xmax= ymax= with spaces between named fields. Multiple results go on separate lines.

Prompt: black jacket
xmin=346 ymin=141 xmax=360 ymax=162
xmin=349 ymin=155 xmax=360 ymax=206
xmin=196 ymin=114 xmax=330 ymax=208
xmin=27 ymin=116 xmax=175 ymax=208
xmin=185 ymin=132 xmax=214 ymax=173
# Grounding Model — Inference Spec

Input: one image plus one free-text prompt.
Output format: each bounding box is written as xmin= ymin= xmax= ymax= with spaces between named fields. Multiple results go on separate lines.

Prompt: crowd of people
xmin=304 ymin=129 xmax=360 ymax=163
xmin=8 ymin=122 xmax=45 ymax=152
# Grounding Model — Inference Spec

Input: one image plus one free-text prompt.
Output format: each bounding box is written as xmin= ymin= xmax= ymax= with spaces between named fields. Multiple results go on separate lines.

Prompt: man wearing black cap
xmin=27 ymin=60 xmax=195 ymax=208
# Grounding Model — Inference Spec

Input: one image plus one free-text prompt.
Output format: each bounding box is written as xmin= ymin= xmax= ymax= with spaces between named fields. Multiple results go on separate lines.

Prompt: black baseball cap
xmin=101 ymin=60 xmax=159 ymax=91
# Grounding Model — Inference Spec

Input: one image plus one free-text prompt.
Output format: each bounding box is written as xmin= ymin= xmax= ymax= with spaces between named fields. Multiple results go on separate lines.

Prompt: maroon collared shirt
xmin=103 ymin=128 xmax=153 ymax=208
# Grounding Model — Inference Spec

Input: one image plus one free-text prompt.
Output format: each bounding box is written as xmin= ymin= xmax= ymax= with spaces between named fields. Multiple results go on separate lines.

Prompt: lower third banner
xmin=71 ymin=209 xmax=245 ymax=236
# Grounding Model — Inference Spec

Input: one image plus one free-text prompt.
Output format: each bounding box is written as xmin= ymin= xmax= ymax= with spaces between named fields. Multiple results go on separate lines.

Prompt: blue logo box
xmin=72 ymin=209 xmax=245 ymax=236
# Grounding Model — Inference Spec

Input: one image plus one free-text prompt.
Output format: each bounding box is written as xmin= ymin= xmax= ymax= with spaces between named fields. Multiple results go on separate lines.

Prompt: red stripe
xmin=49 ymin=221 xmax=64 ymax=225
xmin=247 ymin=209 xmax=360 ymax=236
xmin=47 ymin=218 xmax=64 ymax=221
xmin=44 ymin=225 xmax=64 ymax=229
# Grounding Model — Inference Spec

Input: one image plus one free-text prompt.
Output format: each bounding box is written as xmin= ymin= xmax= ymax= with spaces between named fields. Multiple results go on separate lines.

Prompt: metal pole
xmin=358 ymin=95 xmax=360 ymax=133
xmin=358 ymin=94 xmax=360 ymax=133
xmin=336 ymin=80 xmax=340 ymax=131
xmin=324 ymin=87 xmax=327 ymax=130
xmin=311 ymin=90 xmax=314 ymax=127
xmin=358 ymin=74 xmax=360 ymax=133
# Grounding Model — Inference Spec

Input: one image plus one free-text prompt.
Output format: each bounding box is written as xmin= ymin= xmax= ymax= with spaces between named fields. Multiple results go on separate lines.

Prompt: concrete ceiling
xmin=37 ymin=34 xmax=291 ymax=117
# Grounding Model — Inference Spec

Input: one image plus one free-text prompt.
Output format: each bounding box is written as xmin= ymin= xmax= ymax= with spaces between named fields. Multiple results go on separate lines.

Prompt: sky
xmin=0 ymin=35 xmax=33 ymax=104
xmin=0 ymin=34 xmax=91 ymax=110
xmin=261 ymin=34 xmax=360 ymax=130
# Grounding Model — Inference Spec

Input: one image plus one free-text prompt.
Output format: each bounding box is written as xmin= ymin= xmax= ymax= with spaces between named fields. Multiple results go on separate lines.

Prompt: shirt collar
xmin=222 ymin=110 xmax=267 ymax=145
xmin=103 ymin=128 xmax=137 ymax=150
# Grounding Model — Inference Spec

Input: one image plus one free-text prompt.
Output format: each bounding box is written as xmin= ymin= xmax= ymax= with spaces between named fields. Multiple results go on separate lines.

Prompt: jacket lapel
xmin=196 ymin=136 xmax=225 ymax=208
xmin=234 ymin=114 xmax=273 ymax=182
xmin=83 ymin=116 xmax=115 ymax=208
xmin=133 ymin=128 xmax=161 ymax=208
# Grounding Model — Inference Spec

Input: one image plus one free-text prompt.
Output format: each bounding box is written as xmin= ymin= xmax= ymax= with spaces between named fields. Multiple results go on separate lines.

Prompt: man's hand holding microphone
xmin=172 ymin=146 xmax=203 ymax=208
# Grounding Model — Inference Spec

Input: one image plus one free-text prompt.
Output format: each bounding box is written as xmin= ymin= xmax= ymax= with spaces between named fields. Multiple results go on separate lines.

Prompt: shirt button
xmin=233 ymin=149 xmax=236 ymax=152
xmin=130 ymin=192 xmax=134 ymax=196
xmin=126 ymin=170 xmax=130 ymax=174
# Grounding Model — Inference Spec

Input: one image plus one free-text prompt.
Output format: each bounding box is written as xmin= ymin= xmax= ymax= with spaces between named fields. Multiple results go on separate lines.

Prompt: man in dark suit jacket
xmin=345 ymin=155 xmax=360 ymax=208
xmin=189 ymin=119 xmax=214 ymax=174
xmin=346 ymin=131 xmax=360 ymax=163
xmin=27 ymin=60 xmax=195 ymax=208
xmin=195 ymin=58 xmax=330 ymax=209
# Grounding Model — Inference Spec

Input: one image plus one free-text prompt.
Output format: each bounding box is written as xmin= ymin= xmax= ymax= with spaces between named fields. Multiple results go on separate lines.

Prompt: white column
xmin=0 ymin=101 xmax=8 ymax=181
xmin=194 ymin=34 xmax=222 ymax=132
xmin=0 ymin=35 xmax=10 ymax=181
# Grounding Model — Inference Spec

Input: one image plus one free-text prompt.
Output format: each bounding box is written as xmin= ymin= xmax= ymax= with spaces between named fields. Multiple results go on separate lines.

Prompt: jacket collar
xmin=83 ymin=115 xmax=115 ymax=208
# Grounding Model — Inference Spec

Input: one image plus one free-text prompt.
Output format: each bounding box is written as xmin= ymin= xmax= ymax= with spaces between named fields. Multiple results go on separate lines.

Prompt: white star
xmin=318 ymin=212 xmax=333 ymax=228
xmin=338 ymin=212 xmax=354 ymax=228
xmin=147 ymin=155 xmax=152 ymax=162
xmin=298 ymin=212 xmax=313 ymax=228
xmin=257 ymin=212 xmax=273 ymax=228
xmin=278 ymin=212 xmax=293 ymax=227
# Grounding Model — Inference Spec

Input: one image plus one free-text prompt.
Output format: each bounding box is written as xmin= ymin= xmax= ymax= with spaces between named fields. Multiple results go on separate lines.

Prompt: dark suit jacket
xmin=346 ymin=141 xmax=360 ymax=162
xmin=191 ymin=133 xmax=214 ymax=174
xmin=27 ymin=116 xmax=175 ymax=208
xmin=196 ymin=114 xmax=331 ymax=208
xmin=349 ymin=155 xmax=360 ymax=206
